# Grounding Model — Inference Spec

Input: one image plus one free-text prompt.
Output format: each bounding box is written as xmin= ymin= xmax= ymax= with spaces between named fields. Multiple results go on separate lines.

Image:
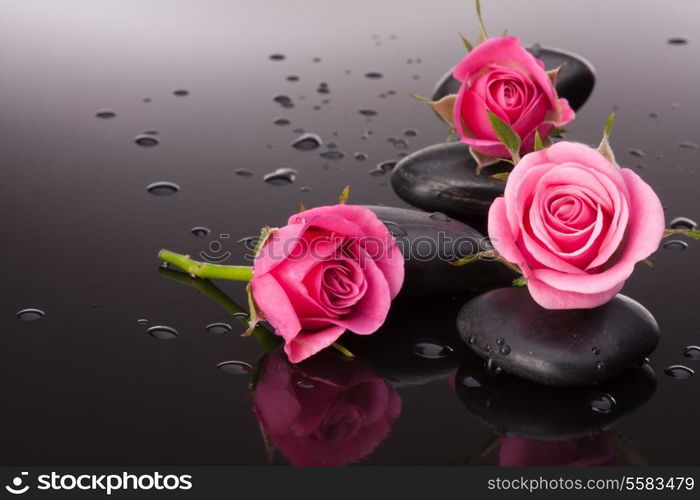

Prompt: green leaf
xmin=460 ymin=33 xmax=473 ymax=52
xmin=534 ymin=130 xmax=545 ymax=151
xmin=597 ymin=111 xmax=617 ymax=165
xmin=412 ymin=93 xmax=457 ymax=128
xmin=640 ymin=258 xmax=655 ymax=269
xmin=470 ymin=147 xmax=500 ymax=174
xmin=445 ymin=128 xmax=457 ymax=143
xmin=487 ymin=110 xmax=521 ymax=163
xmin=332 ymin=342 xmax=355 ymax=358
xmin=338 ymin=185 xmax=350 ymax=204
xmin=512 ymin=276 xmax=527 ymax=287
xmin=475 ymin=0 xmax=488 ymax=43
xmin=546 ymin=65 xmax=564 ymax=86
xmin=490 ymin=172 xmax=510 ymax=181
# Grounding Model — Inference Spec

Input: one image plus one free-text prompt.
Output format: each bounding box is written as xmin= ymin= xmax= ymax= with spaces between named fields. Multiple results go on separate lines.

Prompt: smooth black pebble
xmin=391 ymin=142 xmax=510 ymax=219
xmin=456 ymin=287 xmax=660 ymax=387
xmin=366 ymin=206 xmax=515 ymax=296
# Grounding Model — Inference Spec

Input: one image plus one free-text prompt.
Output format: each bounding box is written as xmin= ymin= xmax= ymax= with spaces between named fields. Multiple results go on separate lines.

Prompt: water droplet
xmin=429 ymin=212 xmax=450 ymax=222
xmin=16 ymin=308 xmax=44 ymax=321
xmin=354 ymin=152 xmax=368 ymax=161
xmin=273 ymin=117 xmax=290 ymax=126
xmin=135 ymin=134 xmax=160 ymax=147
xmin=147 ymin=326 xmax=178 ymax=340
xmin=670 ymin=216 xmax=697 ymax=230
xmin=663 ymin=239 xmax=688 ymax=251
xmin=206 ymin=322 xmax=232 ymax=334
xmin=668 ymin=37 xmax=688 ymax=45
xmin=191 ymin=226 xmax=210 ymax=238
xmin=317 ymin=82 xmax=330 ymax=94
xmin=217 ymin=361 xmax=253 ymax=375
xmin=147 ymin=181 xmax=179 ymax=196
xmin=683 ymin=345 xmax=700 ymax=360
xmin=628 ymin=148 xmax=645 ymax=157
xmin=468 ymin=336 xmax=476 ymax=344
xmin=143 ymin=98 xmax=152 ymax=103
xmin=235 ymin=169 xmax=254 ymax=177
xmin=499 ymin=345 xmax=511 ymax=355
xmin=273 ymin=94 xmax=294 ymax=109
xmin=590 ymin=393 xmax=616 ymax=414
xmin=137 ymin=319 xmax=148 ymax=325
xmin=296 ymin=380 xmax=315 ymax=389
xmin=173 ymin=89 xmax=189 ymax=96
xmin=358 ymin=108 xmax=378 ymax=117
xmin=382 ymin=220 xmax=407 ymax=237
xmin=95 ymin=109 xmax=116 ymax=119
xmin=403 ymin=129 xmax=418 ymax=137
xmin=595 ymin=360 xmax=604 ymax=371
xmin=299 ymin=186 xmax=312 ymax=193
xmin=365 ymin=72 xmax=383 ymax=79
xmin=413 ymin=341 xmax=453 ymax=359
xmin=393 ymin=138 xmax=409 ymax=149
xmin=370 ymin=159 xmax=397 ymax=176
xmin=648 ymin=111 xmax=659 ymax=118
xmin=496 ymin=338 xmax=504 ymax=346
xmin=264 ymin=167 xmax=298 ymax=185
xmin=312 ymin=57 xmax=321 ymax=63
xmin=319 ymin=149 xmax=345 ymax=160
xmin=269 ymin=53 xmax=285 ymax=61
xmin=592 ymin=346 xmax=601 ymax=355
xmin=286 ymin=75 xmax=299 ymax=82
xmin=292 ymin=133 xmax=322 ymax=151
xmin=462 ymin=375 xmax=482 ymax=387
xmin=678 ymin=141 xmax=699 ymax=150
xmin=665 ymin=364 xmax=694 ymax=379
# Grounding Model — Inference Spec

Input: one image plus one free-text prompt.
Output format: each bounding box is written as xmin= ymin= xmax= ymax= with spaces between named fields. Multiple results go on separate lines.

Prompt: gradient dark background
xmin=1 ymin=0 xmax=699 ymax=465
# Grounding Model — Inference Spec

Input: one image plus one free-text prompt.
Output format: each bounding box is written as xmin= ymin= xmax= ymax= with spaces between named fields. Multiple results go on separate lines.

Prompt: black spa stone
xmin=456 ymin=287 xmax=660 ymax=387
xmin=455 ymin=351 xmax=656 ymax=440
xmin=366 ymin=205 xmax=516 ymax=296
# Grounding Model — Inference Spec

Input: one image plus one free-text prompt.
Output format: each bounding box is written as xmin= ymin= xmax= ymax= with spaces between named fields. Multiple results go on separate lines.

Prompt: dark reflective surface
xmin=1 ymin=0 xmax=700 ymax=465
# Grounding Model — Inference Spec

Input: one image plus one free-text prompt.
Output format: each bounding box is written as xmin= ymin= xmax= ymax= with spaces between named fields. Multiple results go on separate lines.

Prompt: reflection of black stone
xmin=344 ymin=294 xmax=470 ymax=387
xmin=431 ymin=45 xmax=596 ymax=111
xmin=366 ymin=206 xmax=515 ymax=296
xmin=456 ymin=287 xmax=660 ymax=387
xmin=455 ymin=352 xmax=657 ymax=440
xmin=393 ymin=46 xmax=596 ymax=221
xmin=390 ymin=143 xmax=508 ymax=227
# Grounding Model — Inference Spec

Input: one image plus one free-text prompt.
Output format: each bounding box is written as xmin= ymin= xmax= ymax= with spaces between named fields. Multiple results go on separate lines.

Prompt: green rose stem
xmin=158 ymin=249 xmax=253 ymax=281
xmin=158 ymin=266 xmax=278 ymax=352
xmin=158 ymin=249 xmax=355 ymax=359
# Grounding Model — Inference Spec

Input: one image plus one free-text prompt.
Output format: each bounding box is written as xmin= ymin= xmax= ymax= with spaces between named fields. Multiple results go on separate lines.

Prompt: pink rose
xmin=498 ymin=434 xmax=616 ymax=466
xmin=251 ymin=205 xmax=405 ymax=363
xmin=253 ymin=349 xmax=401 ymax=466
xmin=453 ymin=36 xmax=574 ymax=158
xmin=488 ymin=142 xmax=665 ymax=309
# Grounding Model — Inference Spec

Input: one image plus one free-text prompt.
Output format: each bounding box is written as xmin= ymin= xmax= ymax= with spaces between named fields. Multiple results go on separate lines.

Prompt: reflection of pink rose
xmin=488 ymin=142 xmax=665 ymax=309
xmin=253 ymin=350 xmax=401 ymax=466
xmin=498 ymin=434 xmax=616 ymax=466
xmin=453 ymin=37 xmax=574 ymax=158
xmin=251 ymin=205 xmax=404 ymax=363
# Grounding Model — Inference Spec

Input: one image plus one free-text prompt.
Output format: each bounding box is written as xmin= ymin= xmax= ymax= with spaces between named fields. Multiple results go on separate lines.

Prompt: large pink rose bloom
xmin=251 ymin=205 xmax=404 ymax=363
xmin=453 ymin=37 xmax=574 ymax=158
xmin=253 ymin=349 xmax=401 ymax=466
xmin=488 ymin=142 xmax=665 ymax=309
